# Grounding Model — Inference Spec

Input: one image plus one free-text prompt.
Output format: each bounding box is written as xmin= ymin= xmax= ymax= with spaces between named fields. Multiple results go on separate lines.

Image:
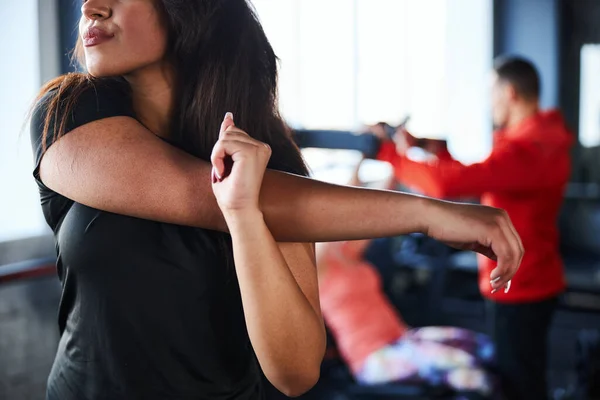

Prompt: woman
xmin=30 ymin=0 xmax=521 ymax=399
xmin=318 ymin=240 xmax=496 ymax=396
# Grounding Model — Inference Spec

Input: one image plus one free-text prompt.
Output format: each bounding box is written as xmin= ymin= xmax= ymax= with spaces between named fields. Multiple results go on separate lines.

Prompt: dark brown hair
xmin=35 ymin=0 xmax=309 ymax=264
xmin=494 ymin=55 xmax=541 ymax=101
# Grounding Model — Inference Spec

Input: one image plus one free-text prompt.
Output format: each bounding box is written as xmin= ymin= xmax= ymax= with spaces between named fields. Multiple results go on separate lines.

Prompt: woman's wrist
xmin=412 ymin=195 xmax=442 ymax=235
xmin=222 ymin=207 xmax=265 ymax=231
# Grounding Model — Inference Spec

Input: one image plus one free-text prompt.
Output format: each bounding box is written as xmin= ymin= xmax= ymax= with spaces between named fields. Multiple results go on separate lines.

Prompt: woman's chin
xmin=85 ymin=62 xmax=132 ymax=78
xmin=87 ymin=71 xmax=109 ymax=78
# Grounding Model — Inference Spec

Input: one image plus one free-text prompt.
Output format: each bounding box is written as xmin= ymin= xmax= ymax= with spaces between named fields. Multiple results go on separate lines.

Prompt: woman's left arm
xmin=211 ymin=113 xmax=324 ymax=397
xmin=227 ymin=212 xmax=325 ymax=396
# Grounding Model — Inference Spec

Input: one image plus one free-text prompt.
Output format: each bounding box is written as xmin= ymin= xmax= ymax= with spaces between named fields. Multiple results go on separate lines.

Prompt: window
xmin=253 ymin=0 xmax=493 ymax=167
xmin=579 ymin=44 xmax=600 ymax=148
xmin=0 ymin=0 xmax=55 ymax=243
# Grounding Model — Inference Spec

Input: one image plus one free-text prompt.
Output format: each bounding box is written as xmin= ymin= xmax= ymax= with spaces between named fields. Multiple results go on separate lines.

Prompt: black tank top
xmin=30 ymin=80 xmax=264 ymax=400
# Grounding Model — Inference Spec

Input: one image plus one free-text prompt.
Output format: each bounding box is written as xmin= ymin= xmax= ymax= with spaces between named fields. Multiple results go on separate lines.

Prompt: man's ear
xmin=506 ymin=83 xmax=519 ymax=101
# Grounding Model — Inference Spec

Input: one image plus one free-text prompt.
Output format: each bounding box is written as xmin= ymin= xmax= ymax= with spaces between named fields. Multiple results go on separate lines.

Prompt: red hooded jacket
xmin=377 ymin=110 xmax=573 ymax=303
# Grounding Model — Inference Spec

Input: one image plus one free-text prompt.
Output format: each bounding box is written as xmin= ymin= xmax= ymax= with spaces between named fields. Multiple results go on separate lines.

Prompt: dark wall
xmin=559 ymin=0 xmax=600 ymax=140
xmin=493 ymin=0 xmax=560 ymax=109
xmin=559 ymin=0 xmax=600 ymax=182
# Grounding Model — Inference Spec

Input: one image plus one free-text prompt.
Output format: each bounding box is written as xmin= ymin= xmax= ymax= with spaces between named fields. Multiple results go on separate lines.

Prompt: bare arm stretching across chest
xmin=38 ymin=115 xmax=522 ymax=292
xmin=39 ymin=115 xmax=426 ymax=240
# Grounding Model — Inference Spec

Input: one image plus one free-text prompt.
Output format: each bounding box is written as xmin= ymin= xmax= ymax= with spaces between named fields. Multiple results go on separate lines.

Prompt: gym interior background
xmin=1 ymin=0 xmax=599 ymax=399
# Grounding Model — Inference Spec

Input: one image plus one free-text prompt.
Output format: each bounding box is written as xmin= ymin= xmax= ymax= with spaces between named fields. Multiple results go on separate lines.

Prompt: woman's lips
xmin=83 ymin=26 xmax=114 ymax=47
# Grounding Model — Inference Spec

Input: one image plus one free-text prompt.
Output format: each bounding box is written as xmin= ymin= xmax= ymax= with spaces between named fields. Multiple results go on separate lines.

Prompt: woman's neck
xmin=125 ymin=63 xmax=175 ymax=139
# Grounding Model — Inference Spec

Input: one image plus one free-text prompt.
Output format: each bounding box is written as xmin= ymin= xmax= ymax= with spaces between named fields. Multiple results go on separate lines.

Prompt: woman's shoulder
xmin=31 ymin=75 xmax=136 ymax=141
xmin=34 ymin=75 xmax=134 ymax=118
xmin=30 ymin=74 xmax=137 ymax=185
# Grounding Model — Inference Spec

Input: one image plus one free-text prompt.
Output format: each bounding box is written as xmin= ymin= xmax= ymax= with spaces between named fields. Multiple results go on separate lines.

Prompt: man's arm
xmin=376 ymin=140 xmax=569 ymax=199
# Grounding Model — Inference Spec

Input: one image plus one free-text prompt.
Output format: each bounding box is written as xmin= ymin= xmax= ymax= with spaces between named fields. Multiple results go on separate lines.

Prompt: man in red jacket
xmin=373 ymin=56 xmax=573 ymax=399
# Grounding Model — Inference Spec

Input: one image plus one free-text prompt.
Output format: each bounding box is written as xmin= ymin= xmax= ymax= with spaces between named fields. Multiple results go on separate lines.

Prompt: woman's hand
xmin=423 ymin=199 xmax=523 ymax=293
xmin=211 ymin=112 xmax=272 ymax=217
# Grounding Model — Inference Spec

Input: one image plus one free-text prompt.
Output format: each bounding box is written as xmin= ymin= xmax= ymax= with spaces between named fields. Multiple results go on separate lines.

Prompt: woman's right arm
xmin=39 ymin=115 xmax=522 ymax=291
xmin=39 ymin=115 xmax=427 ymax=238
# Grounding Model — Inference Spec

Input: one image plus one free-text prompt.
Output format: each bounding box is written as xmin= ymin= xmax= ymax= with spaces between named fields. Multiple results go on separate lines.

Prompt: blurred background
xmin=1 ymin=0 xmax=600 ymax=399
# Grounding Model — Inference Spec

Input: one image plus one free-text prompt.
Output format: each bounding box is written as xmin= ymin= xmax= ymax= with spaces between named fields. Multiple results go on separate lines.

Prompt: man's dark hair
xmin=493 ymin=56 xmax=541 ymax=100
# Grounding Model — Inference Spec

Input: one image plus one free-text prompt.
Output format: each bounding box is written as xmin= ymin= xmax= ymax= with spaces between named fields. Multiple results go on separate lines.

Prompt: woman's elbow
xmin=275 ymin=367 xmax=321 ymax=398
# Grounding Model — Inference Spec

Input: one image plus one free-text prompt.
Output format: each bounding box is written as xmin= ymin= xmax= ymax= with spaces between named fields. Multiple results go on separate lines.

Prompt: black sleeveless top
xmin=30 ymin=81 xmax=264 ymax=400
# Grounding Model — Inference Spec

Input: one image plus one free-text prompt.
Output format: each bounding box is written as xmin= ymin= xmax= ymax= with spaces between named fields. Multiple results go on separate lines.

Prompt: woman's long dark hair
xmin=35 ymin=0 xmax=309 ymax=267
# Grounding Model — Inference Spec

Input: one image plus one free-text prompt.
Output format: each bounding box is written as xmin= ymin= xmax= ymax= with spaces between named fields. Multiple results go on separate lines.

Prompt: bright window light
xmin=253 ymin=0 xmax=493 ymax=172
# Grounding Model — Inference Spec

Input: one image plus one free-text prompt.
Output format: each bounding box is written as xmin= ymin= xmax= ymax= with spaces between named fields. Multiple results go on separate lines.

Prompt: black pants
xmin=487 ymin=297 xmax=558 ymax=400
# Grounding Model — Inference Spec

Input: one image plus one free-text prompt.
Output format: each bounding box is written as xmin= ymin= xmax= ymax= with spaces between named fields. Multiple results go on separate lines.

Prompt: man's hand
xmin=363 ymin=123 xmax=389 ymax=141
xmin=393 ymin=128 xmax=416 ymax=155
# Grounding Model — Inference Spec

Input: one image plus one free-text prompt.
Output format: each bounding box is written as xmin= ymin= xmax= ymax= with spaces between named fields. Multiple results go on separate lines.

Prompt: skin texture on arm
xmin=229 ymin=214 xmax=324 ymax=396
xmin=39 ymin=116 xmax=430 ymax=241
xmin=314 ymin=158 xmax=376 ymax=280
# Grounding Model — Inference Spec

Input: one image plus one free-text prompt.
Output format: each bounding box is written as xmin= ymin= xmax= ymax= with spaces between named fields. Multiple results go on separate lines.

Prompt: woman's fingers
xmin=210 ymin=138 xmax=260 ymax=178
xmin=210 ymin=140 xmax=226 ymax=179
xmin=214 ymin=112 xmax=270 ymax=179
xmin=223 ymin=128 xmax=256 ymax=143
xmin=470 ymin=244 xmax=497 ymax=261
xmin=488 ymin=227 xmax=513 ymax=291
xmin=497 ymin=212 xmax=523 ymax=292
xmin=220 ymin=112 xmax=235 ymax=139
xmin=219 ymin=112 xmax=264 ymax=145
xmin=222 ymin=127 xmax=272 ymax=151
xmin=502 ymin=211 xmax=525 ymax=266
xmin=489 ymin=213 xmax=522 ymax=292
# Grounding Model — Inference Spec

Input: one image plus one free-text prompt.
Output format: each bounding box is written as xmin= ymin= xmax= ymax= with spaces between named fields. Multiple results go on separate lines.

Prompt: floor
xmin=0 ymin=272 xmax=596 ymax=399
xmin=0 ymin=277 xmax=60 ymax=400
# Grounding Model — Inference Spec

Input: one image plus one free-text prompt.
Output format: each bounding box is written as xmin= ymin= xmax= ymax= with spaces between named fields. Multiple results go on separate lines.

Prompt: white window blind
xmin=253 ymin=0 xmax=493 ymax=165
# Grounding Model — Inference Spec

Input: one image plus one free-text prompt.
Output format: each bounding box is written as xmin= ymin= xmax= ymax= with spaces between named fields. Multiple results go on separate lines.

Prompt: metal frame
xmin=294 ymin=129 xmax=380 ymax=157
